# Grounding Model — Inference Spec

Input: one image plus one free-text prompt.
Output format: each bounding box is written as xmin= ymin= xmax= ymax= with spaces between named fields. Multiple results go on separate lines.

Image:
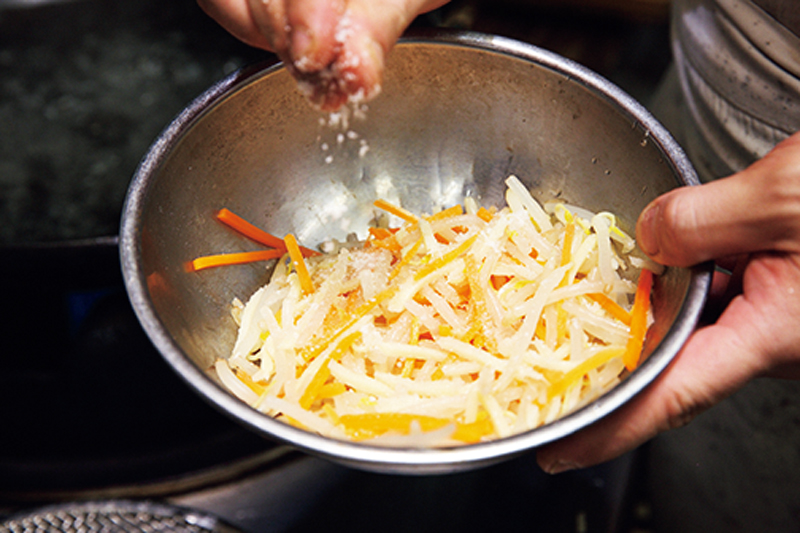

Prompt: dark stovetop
xmin=0 ymin=0 xmax=267 ymax=245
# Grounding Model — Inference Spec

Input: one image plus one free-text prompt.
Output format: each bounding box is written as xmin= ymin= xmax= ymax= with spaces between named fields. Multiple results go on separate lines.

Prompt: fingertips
xmin=287 ymin=0 xmax=346 ymax=72
xmin=637 ymin=131 xmax=800 ymax=268
xmin=247 ymin=0 xmax=290 ymax=53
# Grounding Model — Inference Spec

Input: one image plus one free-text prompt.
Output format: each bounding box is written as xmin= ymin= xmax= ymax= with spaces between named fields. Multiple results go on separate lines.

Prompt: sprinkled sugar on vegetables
xmin=196 ymin=175 xmax=661 ymax=447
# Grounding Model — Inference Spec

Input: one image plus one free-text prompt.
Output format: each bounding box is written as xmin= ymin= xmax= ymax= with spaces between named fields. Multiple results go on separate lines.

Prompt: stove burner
xmin=0 ymin=499 xmax=244 ymax=533
xmin=0 ymin=239 xmax=286 ymax=501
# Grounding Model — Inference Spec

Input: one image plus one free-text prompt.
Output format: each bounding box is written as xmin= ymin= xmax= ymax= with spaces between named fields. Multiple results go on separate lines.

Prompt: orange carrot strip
xmin=588 ymin=293 xmax=632 ymax=326
xmin=547 ymin=346 xmax=626 ymax=401
xmin=414 ymin=233 xmax=479 ymax=281
xmin=300 ymin=286 xmax=398 ymax=363
xmin=216 ymin=208 xmax=285 ymax=248
xmin=299 ymin=361 xmax=331 ymax=410
xmin=234 ymin=369 xmax=268 ymax=396
xmin=339 ymin=412 xmax=495 ymax=443
xmin=368 ymin=227 xmax=403 ymax=255
xmin=318 ymin=382 xmax=347 ymax=400
xmin=624 ymin=268 xmax=654 ymax=371
xmin=389 ymin=238 xmax=423 ymax=281
xmin=339 ymin=413 xmax=451 ymax=440
xmin=298 ymin=331 xmax=359 ymax=410
xmin=284 ymin=234 xmax=314 ymax=295
xmin=400 ymin=358 xmax=416 ymax=378
xmin=476 ymin=207 xmax=494 ymax=222
xmin=374 ymin=199 xmax=419 ymax=224
xmin=189 ymin=249 xmax=284 ymax=272
xmin=368 ymin=227 xmax=394 ymax=240
xmin=216 ymin=208 xmax=319 ymax=256
xmin=426 ymin=204 xmax=463 ymax=223
xmin=560 ymin=222 xmax=575 ymax=267
xmin=331 ymin=331 xmax=363 ymax=361
xmin=451 ymin=417 xmax=494 ymax=443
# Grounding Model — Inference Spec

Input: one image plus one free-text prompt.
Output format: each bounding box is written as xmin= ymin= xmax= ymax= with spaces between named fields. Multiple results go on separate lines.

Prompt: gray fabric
xmin=646 ymin=2 xmax=800 ymax=530
xmin=752 ymin=0 xmax=800 ymax=35
xmin=669 ymin=0 xmax=800 ymax=181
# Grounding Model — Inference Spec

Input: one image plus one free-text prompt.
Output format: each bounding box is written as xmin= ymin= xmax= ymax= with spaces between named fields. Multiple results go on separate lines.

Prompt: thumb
xmin=636 ymin=131 xmax=800 ymax=267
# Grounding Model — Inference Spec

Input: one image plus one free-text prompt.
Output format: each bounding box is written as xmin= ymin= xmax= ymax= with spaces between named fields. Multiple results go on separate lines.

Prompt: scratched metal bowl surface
xmin=120 ymin=30 xmax=711 ymax=474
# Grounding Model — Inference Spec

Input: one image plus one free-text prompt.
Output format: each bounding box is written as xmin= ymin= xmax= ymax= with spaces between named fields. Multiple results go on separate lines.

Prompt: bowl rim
xmin=120 ymin=29 xmax=712 ymax=474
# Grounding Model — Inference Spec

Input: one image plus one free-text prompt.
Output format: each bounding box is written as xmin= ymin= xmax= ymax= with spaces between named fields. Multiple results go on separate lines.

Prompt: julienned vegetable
xmin=206 ymin=175 xmax=658 ymax=447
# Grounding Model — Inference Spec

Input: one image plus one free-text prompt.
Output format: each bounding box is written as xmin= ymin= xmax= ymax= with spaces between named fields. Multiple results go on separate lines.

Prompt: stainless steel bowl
xmin=120 ymin=30 xmax=711 ymax=474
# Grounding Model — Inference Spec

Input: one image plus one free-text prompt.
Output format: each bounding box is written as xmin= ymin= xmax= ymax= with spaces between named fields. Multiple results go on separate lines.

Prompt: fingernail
xmin=542 ymin=459 xmax=580 ymax=475
xmin=637 ymin=201 xmax=660 ymax=257
xmin=292 ymin=27 xmax=317 ymax=72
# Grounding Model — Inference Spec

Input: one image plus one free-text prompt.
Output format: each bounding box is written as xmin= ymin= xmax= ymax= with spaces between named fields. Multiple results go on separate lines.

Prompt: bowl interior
xmin=122 ymin=33 xmax=708 ymax=473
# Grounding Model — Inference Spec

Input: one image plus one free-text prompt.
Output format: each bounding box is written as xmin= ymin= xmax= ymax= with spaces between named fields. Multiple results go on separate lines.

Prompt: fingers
xmin=247 ymin=0 xmax=290 ymax=54
xmin=198 ymin=0 xmax=272 ymax=50
xmin=202 ymin=0 xmax=450 ymax=109
xmin=296 ymin=0 xmax=450 ymax=109
xmin=636 ymin=130 xmax=800 ymax=267
xmin=286 ymin=0 xmax=346 ymax=72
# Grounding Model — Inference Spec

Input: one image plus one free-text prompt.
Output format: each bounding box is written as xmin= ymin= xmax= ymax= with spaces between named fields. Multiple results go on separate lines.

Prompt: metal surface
xmin=120 ymin=30 xmax=712 ymax=474
xmin=0 ymin=500 xmax=243 ymax=533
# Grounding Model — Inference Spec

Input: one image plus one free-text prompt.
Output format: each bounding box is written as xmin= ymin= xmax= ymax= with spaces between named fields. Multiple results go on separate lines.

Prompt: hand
xmin=198 ymin=0 xmax=449 ymax=110
xmin=537 ymin=130 xmax=800 ymax=474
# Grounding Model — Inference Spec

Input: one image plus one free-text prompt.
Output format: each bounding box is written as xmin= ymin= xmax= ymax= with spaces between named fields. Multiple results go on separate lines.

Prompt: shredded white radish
xmin=213 ymin=176 xmax=657 ymax=446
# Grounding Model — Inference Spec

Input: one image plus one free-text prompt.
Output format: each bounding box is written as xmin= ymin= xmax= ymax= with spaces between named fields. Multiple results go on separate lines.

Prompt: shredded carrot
xmin=556 ymin=303 xmax=568 ymax=342
xmin=623 ymin=268 xmax=653 ymax=371
xmin=235 ymin=368 xmax=268 ymax=396
xmin=216 ymin=208 xmax=319 ymax=256
xmin=368 ymin=227 xmax=394 ymax=240
xmin=426 ymin=204 xmax=463 ymax=223
xmin=300 ymin=286 xmax=398 ymax=363
xmin=339 ymin=413 xmax=451 ymax=440
xmin=317 ymin=382 xmax=347 ymax=400
xmin=298 ymin=330 xmax=359 ymax=408
xmin=373 ymin=199 xmax=419 ymax=224
xmin=189 ymin=249 xmax=284 ymax=272
xmin=408 ymin=316 xmax=421 ymax=345
xmin=560 ymin=222 xmax=575 ymax=267
xmin=368 ymin=227 xmax=402 ymax=254
xmin=388 ymin=238 xmax=423 ymax=281
xmin=451 ymin=416 xmax=494 ymax=443
xmin=547 ymin=346 xmax=626 ymax=400
xmin=476 ymin=207 xmax=494 ymax=222
xmin=284 ymin=234 xmax=314 ymax=295
xmin=217 ymin=208 xmax=285 ymax=249
xmin=400 ymin=358 xmax=416 ymax=378
xmin=299 ymin=361 xmax=330 ymax=410
xmin=414 ymin=233 xmax=479 ymax=281
xmin=339 ymin=412 xmax=494 ymax=443
xmin=588 ymin=293 xmax=632 ymax=326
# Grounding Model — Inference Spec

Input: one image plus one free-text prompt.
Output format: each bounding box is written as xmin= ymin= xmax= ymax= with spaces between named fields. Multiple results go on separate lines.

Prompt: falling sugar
xmin=317 ymin=99 xmax=371 ymax=164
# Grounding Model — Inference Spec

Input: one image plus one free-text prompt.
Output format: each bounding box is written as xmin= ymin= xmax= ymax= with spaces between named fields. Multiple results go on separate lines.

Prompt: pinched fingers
xmin=201 ymin=0 xmax=450 ymax=109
